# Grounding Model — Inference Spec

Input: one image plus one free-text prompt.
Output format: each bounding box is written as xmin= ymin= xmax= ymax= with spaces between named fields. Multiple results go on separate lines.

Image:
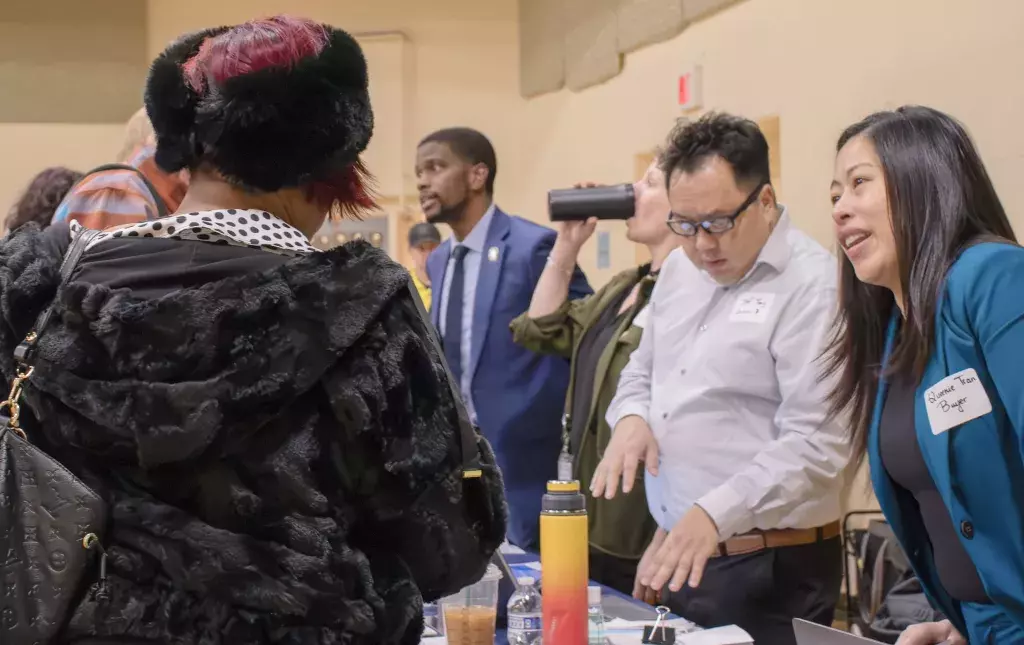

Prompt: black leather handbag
xmin=0 ymin=228 xmax=109 ymax=643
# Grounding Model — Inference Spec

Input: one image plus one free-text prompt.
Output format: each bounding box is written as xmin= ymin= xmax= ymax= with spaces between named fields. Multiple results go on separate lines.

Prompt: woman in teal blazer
xmin=825 ymin=105 xmax=1024 ymax=644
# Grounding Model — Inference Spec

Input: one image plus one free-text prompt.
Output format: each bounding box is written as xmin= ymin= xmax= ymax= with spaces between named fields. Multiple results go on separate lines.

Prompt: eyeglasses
xmin=666 ymin=182 xmax=767 ymax=237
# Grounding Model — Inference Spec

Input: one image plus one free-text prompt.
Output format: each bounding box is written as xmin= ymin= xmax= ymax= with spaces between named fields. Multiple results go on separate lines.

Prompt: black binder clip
xmin=642 ymin=606 xmax=676 ymax=644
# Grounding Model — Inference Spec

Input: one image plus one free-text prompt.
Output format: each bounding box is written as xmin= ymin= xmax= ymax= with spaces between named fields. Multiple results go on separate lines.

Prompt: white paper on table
xmin=604 ymin=617 xmax=697 ymax=632
xmin=604 ymin=617 xmax=696 ymax=644
xmin=677 ymin=625 xmax=753 ymax=644
xmin=605 ymin=622 xmax=751 ymax=645
xmin=499 ymin=541 xmax=526 ymax=555
xmin=419 ymin=637 xmax=446 ymax=645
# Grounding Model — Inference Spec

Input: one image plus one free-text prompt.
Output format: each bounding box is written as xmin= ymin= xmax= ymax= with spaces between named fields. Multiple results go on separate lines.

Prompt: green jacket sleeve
xmin=510 ymin=269 xmax=637 ymax=359
xmin=508 ymin=295 xmax=594 ymax=359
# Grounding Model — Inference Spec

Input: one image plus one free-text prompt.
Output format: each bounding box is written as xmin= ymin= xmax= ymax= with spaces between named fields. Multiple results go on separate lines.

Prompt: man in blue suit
xmin=416 ymin=127 xmax=592 ymax=549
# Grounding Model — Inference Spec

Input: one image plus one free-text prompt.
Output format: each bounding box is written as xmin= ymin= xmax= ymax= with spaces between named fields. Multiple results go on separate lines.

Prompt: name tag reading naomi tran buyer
xmin=924 ymin=368 xmax=992 ymax=435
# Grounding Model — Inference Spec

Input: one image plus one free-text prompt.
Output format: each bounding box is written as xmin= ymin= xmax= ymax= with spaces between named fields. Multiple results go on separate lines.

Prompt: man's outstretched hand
xmin=637 ymin=506 xmax=720 ymax=592
xmin=589 ymin=415 xmax=659 ymax=499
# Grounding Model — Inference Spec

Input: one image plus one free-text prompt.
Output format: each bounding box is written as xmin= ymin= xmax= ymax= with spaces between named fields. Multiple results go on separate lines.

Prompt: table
xmin=421 ymin=549 xmax=694 ymax=645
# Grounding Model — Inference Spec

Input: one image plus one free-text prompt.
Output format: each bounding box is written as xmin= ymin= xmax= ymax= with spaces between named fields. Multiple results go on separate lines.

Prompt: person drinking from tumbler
xmin=825 ymin=105 xmax=1024 ymax=645
xmin=590 ymin=113 xmax=850 ymax=645
xmin=510 ymin=155 xmax=678 ymax=597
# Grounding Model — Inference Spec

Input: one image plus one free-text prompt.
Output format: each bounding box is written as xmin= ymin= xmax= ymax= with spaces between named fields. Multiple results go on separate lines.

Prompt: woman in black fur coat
xmin=0 ymin=16 xmax=506 ymax=644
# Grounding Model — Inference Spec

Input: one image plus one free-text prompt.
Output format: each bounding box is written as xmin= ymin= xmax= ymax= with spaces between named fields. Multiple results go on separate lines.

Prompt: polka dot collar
xmin=71 ymin=208 xmax=318 ymax=256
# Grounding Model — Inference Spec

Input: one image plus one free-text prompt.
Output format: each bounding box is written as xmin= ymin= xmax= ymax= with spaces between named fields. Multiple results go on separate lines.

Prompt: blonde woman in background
xmin=50 ymin=107 xmax=190 ymax=229
xmin=510 ymin=159 xmax=678 ymax=597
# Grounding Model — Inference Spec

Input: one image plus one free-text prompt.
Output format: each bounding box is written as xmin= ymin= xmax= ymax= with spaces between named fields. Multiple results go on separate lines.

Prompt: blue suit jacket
xmin=427 ymin=208 xmax=592 ymax=548
xmin=868 ymin=242 xmax=1024 ymax=636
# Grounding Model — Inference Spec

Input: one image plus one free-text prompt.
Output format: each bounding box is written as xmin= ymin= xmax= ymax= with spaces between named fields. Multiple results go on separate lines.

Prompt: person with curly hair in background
xmin=4 ymin=166 xmax=83 ymax=233
xmin=0 ymin=15 xmax=505 ymax=645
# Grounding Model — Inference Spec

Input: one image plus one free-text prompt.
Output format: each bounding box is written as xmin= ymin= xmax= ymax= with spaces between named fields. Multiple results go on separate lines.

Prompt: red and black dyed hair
xmin=181 ymin=16 xmax=329 ymax=93
xmin=145 ymin=15 xmax=376 ymax=217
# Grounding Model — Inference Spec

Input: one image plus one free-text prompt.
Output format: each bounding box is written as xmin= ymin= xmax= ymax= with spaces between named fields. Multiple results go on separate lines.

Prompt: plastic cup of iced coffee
xmin=440 ymin=564 xmax=503 ymax=645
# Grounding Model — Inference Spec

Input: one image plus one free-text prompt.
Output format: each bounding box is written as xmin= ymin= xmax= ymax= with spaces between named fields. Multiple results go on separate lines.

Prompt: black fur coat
xmin=0 ymin=226 xmax=507 ymax=644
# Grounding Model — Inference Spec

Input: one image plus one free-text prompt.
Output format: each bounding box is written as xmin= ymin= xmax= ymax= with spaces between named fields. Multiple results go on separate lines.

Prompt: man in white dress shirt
xmin=591 ymin=113 xmax=850 ymax=645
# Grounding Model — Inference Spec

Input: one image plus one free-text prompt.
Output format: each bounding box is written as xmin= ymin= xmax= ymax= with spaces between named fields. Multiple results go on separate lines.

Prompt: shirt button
xmin=662 ymin=413 xmax=668 ymax=419
xmin=960 ymin=520 xmax=974 ymax=540
xmin=699 ymin=325 xmax=708 ymax=332
xmin=680 ymin=368 xmax=687 ymax=375
xmin=660 ymin=505 xmax=668 ymax=512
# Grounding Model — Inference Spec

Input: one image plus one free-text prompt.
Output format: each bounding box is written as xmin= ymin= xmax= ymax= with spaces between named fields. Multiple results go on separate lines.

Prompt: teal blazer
xmin=868 ymin=241 xmax=1024 ymax=637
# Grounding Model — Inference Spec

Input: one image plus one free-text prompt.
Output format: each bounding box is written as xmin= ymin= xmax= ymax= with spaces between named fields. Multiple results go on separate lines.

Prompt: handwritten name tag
xmin=923 ymin=368 xmax=992 ymax=435
xmin=729 ymin=293 xmax=775 ymax=323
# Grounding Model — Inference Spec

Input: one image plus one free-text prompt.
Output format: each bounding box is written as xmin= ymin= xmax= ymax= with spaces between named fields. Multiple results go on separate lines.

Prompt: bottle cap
xmin=542 ymin=479 xmax=586 ymax=513
xmin=588 ymin=585 xmax=602 ymax=604
xmin=517 ymin=576 xmax=535 ymax=587
xmin=547 ymin=480 xmax=580 ymax=493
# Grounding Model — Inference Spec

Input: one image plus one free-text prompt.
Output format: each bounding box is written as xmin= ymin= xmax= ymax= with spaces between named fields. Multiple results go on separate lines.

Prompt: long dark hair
xmin=5 ymin=167 xmax=83 ymax=233
xmin=823 ymin=106 xmax=1016 ymax=462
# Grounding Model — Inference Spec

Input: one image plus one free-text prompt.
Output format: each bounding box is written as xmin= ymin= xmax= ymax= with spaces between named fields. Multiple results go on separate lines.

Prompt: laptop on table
xmin=793 ymin=618 xmax=887 ymax=644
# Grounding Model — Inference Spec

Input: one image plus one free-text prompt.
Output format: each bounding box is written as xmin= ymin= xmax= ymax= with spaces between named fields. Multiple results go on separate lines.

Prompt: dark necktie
xmin=444 ymin=245 xmax=470 ymax=385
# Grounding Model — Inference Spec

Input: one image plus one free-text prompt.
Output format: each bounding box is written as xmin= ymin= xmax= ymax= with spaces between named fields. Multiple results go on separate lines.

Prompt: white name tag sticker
xmin=729 ymin=293 xmax=775 ymax=323
xmin=924 ymin=368 xmax=993 ymax=435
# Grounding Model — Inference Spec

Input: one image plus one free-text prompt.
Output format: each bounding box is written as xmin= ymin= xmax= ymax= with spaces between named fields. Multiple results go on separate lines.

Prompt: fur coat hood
xmin=0 ymin=225 xmax=507 ymax=644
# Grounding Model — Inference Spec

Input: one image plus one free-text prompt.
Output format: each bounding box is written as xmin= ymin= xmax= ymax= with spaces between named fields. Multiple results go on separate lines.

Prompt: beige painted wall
xmin=518 ymin=0 xmax=1024 ymax=286
xmin=0 ymin=0 xmax=147 ymax=124
xmin=0 ymin=124 xmax=124 ymax=228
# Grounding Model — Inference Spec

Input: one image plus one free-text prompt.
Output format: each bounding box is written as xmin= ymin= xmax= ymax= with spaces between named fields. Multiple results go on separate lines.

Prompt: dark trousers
xmin=664 ymin=536 xmax=843 ymax=645
xmin=590 ymin=549 xmax=641 ymax=597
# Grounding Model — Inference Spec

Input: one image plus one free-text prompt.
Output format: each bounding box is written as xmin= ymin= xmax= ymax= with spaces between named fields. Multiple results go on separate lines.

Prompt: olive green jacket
xmin=510 ymin=266 xmax=658 ymax=559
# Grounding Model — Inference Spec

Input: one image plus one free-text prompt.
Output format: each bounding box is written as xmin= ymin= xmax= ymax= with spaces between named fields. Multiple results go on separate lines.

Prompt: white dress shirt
xmin=438 ymin=203 xmax=496 ymax=422
xmin=606 ymin=209 xmax=850 ymax=540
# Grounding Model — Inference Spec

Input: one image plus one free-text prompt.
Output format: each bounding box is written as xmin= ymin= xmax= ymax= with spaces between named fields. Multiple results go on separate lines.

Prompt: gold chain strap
xmin=0 ymin=365 xmax=33 ymax=439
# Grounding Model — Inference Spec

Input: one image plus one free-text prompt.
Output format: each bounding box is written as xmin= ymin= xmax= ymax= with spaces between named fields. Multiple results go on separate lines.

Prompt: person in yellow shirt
xmin=408 ymin=221 xmax=441 ymax=310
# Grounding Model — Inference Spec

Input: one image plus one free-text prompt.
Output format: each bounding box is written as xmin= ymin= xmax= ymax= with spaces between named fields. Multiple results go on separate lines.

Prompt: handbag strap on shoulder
xmin=405 ymin=275 xmax=483 ymax=479
xmin=13 ymin=228 xmax=101 ymax=369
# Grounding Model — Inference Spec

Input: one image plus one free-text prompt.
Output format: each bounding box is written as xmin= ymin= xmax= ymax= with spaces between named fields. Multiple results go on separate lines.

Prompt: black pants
xmin=664 ymin=536 xmax=843 ymax=645
xmin=590 ymin=549 xmax=641 ymax=597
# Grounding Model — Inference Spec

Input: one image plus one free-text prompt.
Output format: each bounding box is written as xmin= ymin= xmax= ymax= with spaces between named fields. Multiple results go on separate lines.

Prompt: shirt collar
xmin=454 ymin=202 xmax=496 ymax=254
xmin=74 ymin=208 xmax=317 ymax=256
xmin=755 ymin=205 xmax=793 ymax=273
xmin=697 ymin=205 xmax=793 ymax=288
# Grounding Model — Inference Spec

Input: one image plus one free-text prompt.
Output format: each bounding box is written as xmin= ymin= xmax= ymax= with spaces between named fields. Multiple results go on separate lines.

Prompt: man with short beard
xmin=416 ymin=127 xmax=592 ymax=549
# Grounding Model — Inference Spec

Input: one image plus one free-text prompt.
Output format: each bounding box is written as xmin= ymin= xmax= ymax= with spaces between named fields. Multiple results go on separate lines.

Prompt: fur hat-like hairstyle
xmin=144 ymin=17 xmax=374 ymax=209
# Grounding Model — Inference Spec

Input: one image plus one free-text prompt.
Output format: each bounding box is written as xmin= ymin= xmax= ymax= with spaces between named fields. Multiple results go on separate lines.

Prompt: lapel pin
xmin=488 ymin=246 xmax=500 ymax=262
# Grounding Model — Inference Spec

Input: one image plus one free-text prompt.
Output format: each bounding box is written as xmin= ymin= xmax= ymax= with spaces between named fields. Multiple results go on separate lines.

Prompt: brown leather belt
xmin=711 ymin=521 xmax=841 ymax=558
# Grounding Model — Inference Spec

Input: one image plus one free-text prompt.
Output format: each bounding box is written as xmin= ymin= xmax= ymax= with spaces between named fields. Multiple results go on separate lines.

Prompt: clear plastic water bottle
xmin=587 ymin=586 xmax=605 ymax=644
xmin=507 ymin=576 xmax=543 ymax=645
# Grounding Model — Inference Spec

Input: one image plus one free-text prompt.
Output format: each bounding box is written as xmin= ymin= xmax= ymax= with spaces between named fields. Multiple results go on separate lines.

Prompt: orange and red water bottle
xmin=540 ymin=479 xmax=589 ymax=645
